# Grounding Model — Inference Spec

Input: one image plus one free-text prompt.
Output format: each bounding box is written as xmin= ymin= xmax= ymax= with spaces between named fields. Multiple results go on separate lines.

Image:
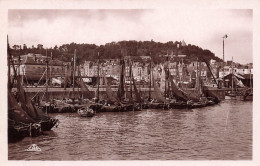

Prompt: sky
xmin=8 ymin=9 xmax=253 ymax=64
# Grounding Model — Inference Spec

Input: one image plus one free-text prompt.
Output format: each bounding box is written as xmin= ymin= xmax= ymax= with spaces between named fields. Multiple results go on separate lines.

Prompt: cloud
xmin=8 ymin=9 xmax=252 ymax=64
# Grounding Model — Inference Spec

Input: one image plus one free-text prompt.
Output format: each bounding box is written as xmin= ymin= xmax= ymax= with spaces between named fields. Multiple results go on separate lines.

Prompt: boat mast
xmin=7 ymin=35 xmax=11 ymax=90
xmin=62 ymin=55 xmax=66 ymax=90
xmin=198 ymin=60 xmax=201 ymax=96
xmin=77 ymin=55 xmax=80 ymax=100
xmin=249 ymin=69 xmax=252 ymax=92
xmin=130 ymin=60 xmax=133 ymax=100
xmin=195 ymin=58 xmax=198 ymax=94
xmin=97 ymin=52 xmax=100 ymax=102
xmin=18 ymin=46 xmax=21 ymax=79
xmin=46 ymin=49 xmax=49 ymax=101
xmin=164 ymin=51 xmax=168 ymax=99
xmin=148 ymin=60 xmax=152 ymax=101
xmin=72 ymin=49 xmax=76 ymax=100
xmin=231 ymin=57 xmax=234 ymax=93
xmin=50 ymin=52 xmax=52 ymax=88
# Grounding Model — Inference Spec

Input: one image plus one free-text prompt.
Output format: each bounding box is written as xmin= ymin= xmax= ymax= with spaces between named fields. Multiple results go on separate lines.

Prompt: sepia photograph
xmin=1 ymin=0 xmax=259 ymax=165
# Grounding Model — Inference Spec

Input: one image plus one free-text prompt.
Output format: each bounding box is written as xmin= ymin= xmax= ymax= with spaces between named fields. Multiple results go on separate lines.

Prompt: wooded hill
xmin=9 ymin=40 xmax=223 ymax=64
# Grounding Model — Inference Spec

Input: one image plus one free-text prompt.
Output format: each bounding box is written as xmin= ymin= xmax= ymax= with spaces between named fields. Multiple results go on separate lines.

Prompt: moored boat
xmin=77 ymin=107 xmax=95 ymax=117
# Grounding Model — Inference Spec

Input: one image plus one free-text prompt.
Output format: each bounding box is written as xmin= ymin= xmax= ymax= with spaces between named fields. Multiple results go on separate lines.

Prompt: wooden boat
xmin=97 ymin=58 xmax=143 ymax=113
xmin=224 ymin=57 xmax=252 ymax=101
xmin=225 ymin=91 xmax=239 ymax=100
xmin=169 ymin=101 xmax=188 ymax=109
xmin=14 ymin=55 xmax=59 ymax=132
xmin=206 ymin=97 xmax=216 ymax=106
xmin=243 ymin=92 xmax=253 ymax=101
xmin=8 ymin=88 xmax=42 ymax=140
xmin=187 ymin=98 xmax=208 ymax=109
xmin=8 ymin=119 xmax=42 ymax=142
xmin=120 ymin=103 xmax=142 ymax=112
xmin=100 ymin=104 xmax=121 ymax=112
xmin=77 ymin=107 xmax=95 ymax=117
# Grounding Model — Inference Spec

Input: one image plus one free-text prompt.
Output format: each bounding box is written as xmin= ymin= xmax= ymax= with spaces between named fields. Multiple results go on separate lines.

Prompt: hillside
xmin=9 ymin=40 xmax=223 ymax=64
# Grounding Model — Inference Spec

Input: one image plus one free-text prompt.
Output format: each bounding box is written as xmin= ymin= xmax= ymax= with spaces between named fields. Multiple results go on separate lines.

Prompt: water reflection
xmin=8 ymin=100 xmax=252 ymax=160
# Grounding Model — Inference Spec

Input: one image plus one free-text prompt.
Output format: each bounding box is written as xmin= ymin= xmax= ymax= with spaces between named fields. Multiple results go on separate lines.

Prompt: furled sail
xmin=117 ymin=59 xmax=125 ymax=101
xmin=233 ymin=76 xmax=245 ymax=88
xmin=105 ymin=77 xmax=119 ymax=104
xmin=169 ymin=75 xmax=189 ymax=101
xmin=132 ymin=76 xmax=142 ymax=103
xmin=16 ymin=77 xmax=38 ymax=119
xmin=75 ymin=77 xmax=94 ymax=99
xmin=152 ymin=70 xmax=165 ymax=102
xmin=152 ymin=78 xmax=165 ymax=102
xmin=8 ymin=90 xmax=36 ymax=124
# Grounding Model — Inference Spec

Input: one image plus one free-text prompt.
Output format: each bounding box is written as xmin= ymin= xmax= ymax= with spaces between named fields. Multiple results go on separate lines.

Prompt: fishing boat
xmin=186 ymin=60 xmax=209 ymax=109
xmin=169 ymin=100 xmax=188 ymax=109
xmin=8 ymin=119 xmax=42 ymax=141
xmin=13 ymin=51 xmax=59 ymax=132
xmin=100 ymin=104 xmax=121 ymax=112
xmin=98 ymin=78 xmax=122 ymax=112
xmin=145 ymin=55 xmax=170 ymax=110
xmin=77 ymin=107 xmax=95 ymax=117
xmin=187 ymin=97 xmax=208 ymax=109
xmin=168 ymin=75 xmax=189 ymax=109
xmin=8 ymin=38 xmax=43 ymax=142
xmin=8 ymin=91 xmax=42 ymax=142
xmin=100 ymin=57 xmax=142 ymax=112
xmin=224 ymin=57 xmax=249 ymax=100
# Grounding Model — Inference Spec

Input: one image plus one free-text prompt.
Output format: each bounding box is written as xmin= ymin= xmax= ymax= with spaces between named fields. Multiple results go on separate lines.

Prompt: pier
xmin=12 ymin=86 xmax=233 ymax=100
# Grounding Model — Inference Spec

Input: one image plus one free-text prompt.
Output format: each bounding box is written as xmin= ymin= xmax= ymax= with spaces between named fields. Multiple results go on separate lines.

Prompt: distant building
xmin=210 ymin=59 xmax=216 ymax=65
xmin=11 ymin=53 xmax=70 ymax=85
xmin=181 ymin=40 xmax=186 ymax=46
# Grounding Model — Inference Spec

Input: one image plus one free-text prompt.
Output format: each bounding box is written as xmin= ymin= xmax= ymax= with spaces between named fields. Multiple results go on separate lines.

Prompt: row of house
xmin=10 ymin=53 xmax=253 ymax=87
xmin=79 ymin=58 xmax=253 ymax=84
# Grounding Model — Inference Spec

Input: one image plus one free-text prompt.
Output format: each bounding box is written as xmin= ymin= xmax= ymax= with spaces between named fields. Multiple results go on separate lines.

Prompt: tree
xmin=23 ymin=44 xmax=27 ymax=50
xmin=12 ymin=45 xmax=19 ymax=50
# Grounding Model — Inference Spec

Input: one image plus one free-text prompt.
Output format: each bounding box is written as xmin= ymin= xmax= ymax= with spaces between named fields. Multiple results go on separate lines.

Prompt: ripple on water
xmin=8 ymin=101 xmax=252 ymax=160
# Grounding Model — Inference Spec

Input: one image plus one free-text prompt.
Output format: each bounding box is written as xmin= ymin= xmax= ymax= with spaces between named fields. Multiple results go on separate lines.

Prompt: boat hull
xmin=77 ymin=108 xmax=95 ymax=117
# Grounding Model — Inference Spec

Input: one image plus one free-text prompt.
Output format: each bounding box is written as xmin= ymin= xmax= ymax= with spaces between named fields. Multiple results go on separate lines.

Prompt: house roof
xmin=221 ymin=73 xmax=245 ymax=79
xmin=14 ymin=53 xmax=64 ymax=66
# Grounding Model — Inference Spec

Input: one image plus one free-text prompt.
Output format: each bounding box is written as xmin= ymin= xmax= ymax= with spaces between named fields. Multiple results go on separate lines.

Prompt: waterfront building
xmin=11 ymin=53 xmax=71 ymax=85
xmin=81 ymin=61 xmax=93 ymax=76
xmin=132 ymin=62 xmax=143 ymax=81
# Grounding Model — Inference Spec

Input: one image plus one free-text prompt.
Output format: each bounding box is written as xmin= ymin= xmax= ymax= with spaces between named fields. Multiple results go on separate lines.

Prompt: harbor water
xmin=8 ymin=100 xmax=252 ymax=160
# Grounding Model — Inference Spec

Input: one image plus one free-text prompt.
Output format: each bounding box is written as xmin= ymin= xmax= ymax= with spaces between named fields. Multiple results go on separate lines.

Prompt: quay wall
xmin=12 ymin=87 xmax=229 ymax=101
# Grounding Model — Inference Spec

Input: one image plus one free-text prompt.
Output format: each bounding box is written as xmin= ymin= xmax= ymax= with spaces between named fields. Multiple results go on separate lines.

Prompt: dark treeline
xmin=9 ymin=40 xmax=222 ymax=64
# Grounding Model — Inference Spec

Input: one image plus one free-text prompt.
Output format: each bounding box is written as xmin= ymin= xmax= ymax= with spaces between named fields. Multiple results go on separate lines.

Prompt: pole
xmin=222 ymin=35 xmax=228 ymax=77
xmin=148 ymin=61 xmax=152 ymax=101
xmin=97 ymin=52 xmax=100 ymax=101
xmin=223 ymin=38 xmax=225 ymax=73
xmin=231 ymin=57 xmax=234 ymax=93
xmin=50 ymin=52 xmax=52 ymax=87
xmin=7 ymin=36 xmax=11 ymax=90
xmin=46 ymin=49 xmax=48 ymax=101
xmin=18 ymin=45 xmax=21 ymax=77
xmin=250 ymin=69 xmax=252 ymax=90
xmin=73 ymin=49 xmax=76 ymax=100
xmin=77 ymin=55 xmax=80 ymax=100
xmin=130 ymin=60 xmax=133 ymax=99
